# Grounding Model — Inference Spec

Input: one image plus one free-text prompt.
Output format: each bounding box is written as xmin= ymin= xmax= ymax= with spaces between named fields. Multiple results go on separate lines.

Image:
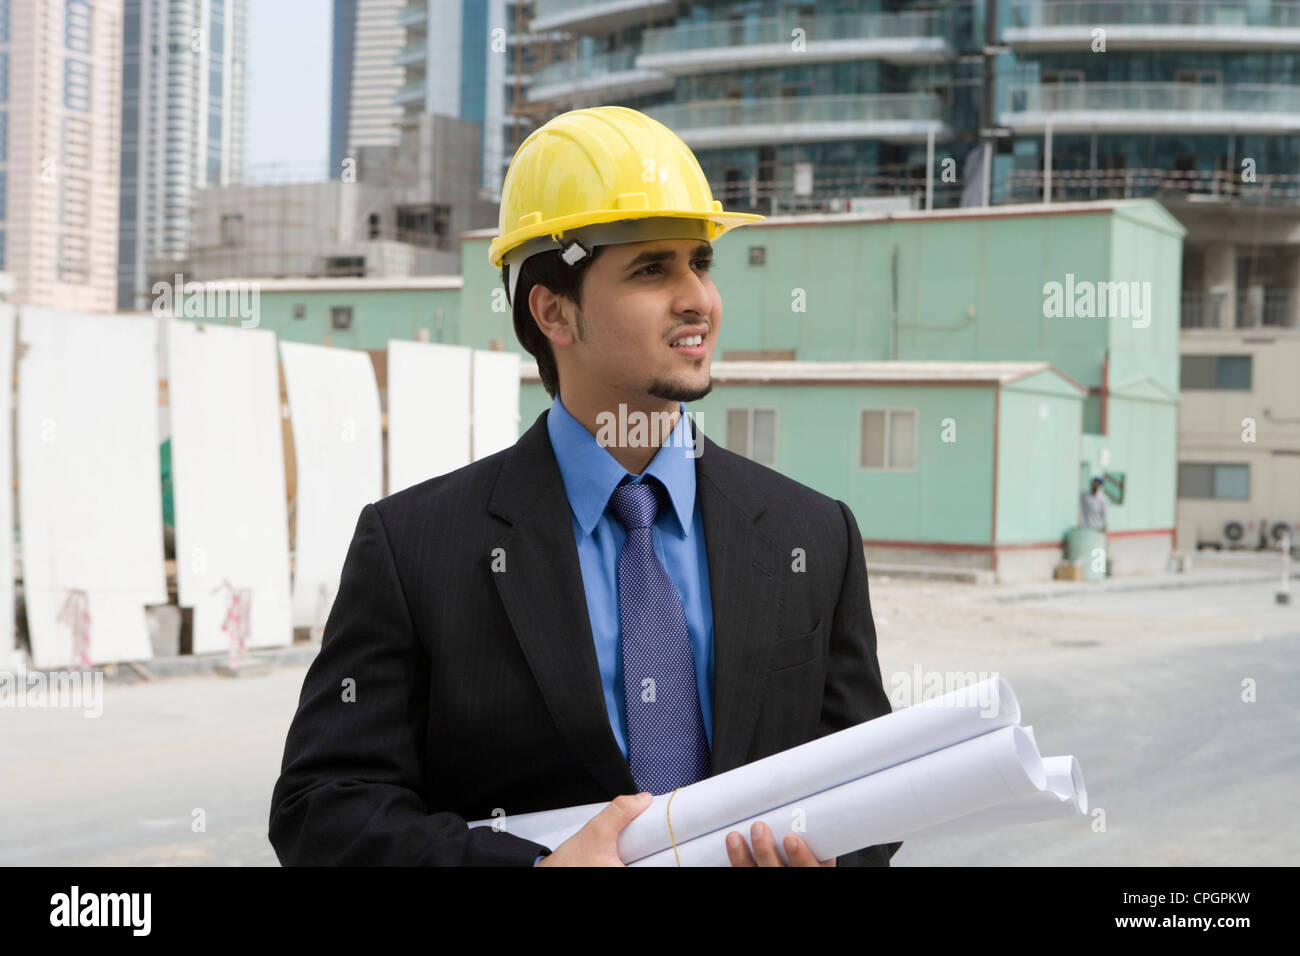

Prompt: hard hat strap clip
xmin=559 ymin=238 xmax=591 ymax=266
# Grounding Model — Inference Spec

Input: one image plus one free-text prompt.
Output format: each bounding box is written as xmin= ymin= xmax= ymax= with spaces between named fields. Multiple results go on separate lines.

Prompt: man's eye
xmin=634 ymin=259 xmax=713 ymax=277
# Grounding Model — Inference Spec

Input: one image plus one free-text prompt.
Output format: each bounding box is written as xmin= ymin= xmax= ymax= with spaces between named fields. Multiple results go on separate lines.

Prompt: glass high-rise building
xmin=2 ymin=0 xmax=125 ymax=312
xmin=117 ymin=0 xmax=247 ymax=311
xmin=330 ymin=0 xmax=404 ymax=176
xmin=395 ymin=0 xmax=527 ymax=195
xmin=520 ymin=0 xmax=1300 ymax=328
xmin=527 ymin=0 xmax=976 ymax=213
xmin=999 ymin=0 xmax=1300 ymax=330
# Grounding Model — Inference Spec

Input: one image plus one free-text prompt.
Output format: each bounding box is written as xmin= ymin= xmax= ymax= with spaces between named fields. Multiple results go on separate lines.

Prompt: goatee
xmin=648 ymin=375 xmax=713 ymax=402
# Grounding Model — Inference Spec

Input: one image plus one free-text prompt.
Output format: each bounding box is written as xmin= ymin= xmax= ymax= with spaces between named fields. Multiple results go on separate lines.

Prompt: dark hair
xmin=503 ymin=244 xmax=607 ymax=399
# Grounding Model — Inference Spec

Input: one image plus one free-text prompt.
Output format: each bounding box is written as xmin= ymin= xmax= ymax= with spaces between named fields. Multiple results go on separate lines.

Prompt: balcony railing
xmin=394 ymin=80 xmax=425 ymax=106
xmin=534 ymin=0 xmax=660 ymax=16
xmin=1010 ymin=1 xmax=1300 ymax=29
xmin=646 ymin=93 xmax=944 ymax=141
xmin=1006 ymin=81 xmax=1300 ymax=114
xmin=396 ymin=1 xmax=427 ymax=28
xmin=641 ymin=10 xmax=949 ymax=55
xmin=531 ymin=47 xmax=642 ymax=88
xmin=530 ymin=0 xmax=676 ymax=34
xmin=1180 ymin=289 xmax=1294 ymax=328
xmin=394 ymin=40 xmax=426 ymax=67
xmin=1004 ymin=166 xmax=1300 ymax=204
xmin=1236 ymin=290 xmax=1294 ymax=327
xmin=1181 ymin=290 xmax=1219 ymax=328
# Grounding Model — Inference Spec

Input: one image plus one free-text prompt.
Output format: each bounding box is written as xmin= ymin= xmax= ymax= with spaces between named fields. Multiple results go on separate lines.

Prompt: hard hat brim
xmin=489 ymin=206 xmax=765 ymax=268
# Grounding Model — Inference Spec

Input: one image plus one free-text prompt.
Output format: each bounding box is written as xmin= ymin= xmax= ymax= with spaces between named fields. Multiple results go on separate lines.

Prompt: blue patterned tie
xmin=608 ymin=478 xmax=711 ymax=795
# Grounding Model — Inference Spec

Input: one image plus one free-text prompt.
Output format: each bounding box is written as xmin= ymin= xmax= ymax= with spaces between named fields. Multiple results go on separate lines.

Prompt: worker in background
xmin=1080 ymin=476 xmax=1109 ymax=531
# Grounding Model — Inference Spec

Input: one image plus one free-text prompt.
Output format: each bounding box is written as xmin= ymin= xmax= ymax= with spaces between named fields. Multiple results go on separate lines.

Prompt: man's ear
xmin=530 ymin=283 xmax=579 ymax=349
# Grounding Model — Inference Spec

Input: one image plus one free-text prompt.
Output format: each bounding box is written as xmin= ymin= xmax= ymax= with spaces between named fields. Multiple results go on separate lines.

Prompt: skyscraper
xmin=330 ymin=0 xmax=403 ymax=177
xmin=396 ymin=0 xmax=531 ymax=196
xmin=117 ymin=0 xmax=247 ymax=311
xmin=2 ymin=0 xmax=125 ymax=312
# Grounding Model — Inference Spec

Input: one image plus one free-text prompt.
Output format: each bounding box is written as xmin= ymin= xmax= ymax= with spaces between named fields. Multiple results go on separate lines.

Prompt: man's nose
xmin=673 ymin=268 xmax=713 ymax=317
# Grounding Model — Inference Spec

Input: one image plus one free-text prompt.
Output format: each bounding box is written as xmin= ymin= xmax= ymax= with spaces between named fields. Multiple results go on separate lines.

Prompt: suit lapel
xmin=489 ymin=410 xmax=783 ymax=792
xmin=693 ymin=423 xmax=783 ymax=776
xmin=489 ymin=411 xmax=637 ymax=797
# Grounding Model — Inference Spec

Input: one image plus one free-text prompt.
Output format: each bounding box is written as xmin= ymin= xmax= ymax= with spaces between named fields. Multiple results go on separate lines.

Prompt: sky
xmin=245 ymin=0 xmax=332 ymax=174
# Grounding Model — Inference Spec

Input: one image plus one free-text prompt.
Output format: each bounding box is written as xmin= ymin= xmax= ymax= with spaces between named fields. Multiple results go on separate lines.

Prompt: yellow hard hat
xmin=489 ymin=105 xmax=764 ymax=299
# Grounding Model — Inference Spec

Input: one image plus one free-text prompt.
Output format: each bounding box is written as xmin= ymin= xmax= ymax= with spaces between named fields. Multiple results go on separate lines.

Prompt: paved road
xmin=2 ymin=664 xmax=301 ymax=866
xmin=2 ymin=579 xmax=1295 ymax=865
xmin=880 ymin=582 xmax=1300 ymax=865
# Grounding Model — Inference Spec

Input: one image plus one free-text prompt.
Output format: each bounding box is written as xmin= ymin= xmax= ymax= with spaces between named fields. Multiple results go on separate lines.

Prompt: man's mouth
xmin=669 ymin=326 xmax=709 ymax=356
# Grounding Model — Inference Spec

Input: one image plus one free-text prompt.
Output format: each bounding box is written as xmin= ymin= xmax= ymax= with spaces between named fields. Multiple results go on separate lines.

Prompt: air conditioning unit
xmin=1221 ymin=518 xmax=1261 ymax=550
xmin=1267 ymin=520 xmax=1299 ymax=550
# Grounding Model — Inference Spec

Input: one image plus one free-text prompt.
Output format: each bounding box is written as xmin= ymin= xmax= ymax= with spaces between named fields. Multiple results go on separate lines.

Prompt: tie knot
xmin=608 ymin=479 xmax=661 ymax=531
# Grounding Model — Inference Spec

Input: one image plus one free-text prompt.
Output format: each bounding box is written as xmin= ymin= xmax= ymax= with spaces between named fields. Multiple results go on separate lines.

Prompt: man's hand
xmin=725 ymin=821 xmax=837 ymax=867
xmin=537 ymin=792 xmax=653 ymax=866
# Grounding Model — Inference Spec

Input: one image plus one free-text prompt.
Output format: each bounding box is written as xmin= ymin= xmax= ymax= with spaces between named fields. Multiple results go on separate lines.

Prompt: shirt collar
xmin=546 ymin=394 xmax=697 ymax=538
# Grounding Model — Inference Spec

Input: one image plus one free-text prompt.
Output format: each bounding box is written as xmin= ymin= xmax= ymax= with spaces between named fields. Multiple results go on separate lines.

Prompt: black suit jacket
xmin=269 ymin=408 xmax=902 ymax=866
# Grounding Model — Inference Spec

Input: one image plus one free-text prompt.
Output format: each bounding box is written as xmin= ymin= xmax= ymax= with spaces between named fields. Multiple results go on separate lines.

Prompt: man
xmin=1080 ymin=476 xmax=1109 ymax=531
xmin=269 ymin=106 xmax=900 ymax=867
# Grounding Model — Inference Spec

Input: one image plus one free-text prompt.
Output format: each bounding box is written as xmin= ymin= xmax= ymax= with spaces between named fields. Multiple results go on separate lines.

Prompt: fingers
xmin=589 ymin=791 xmax=653 ymax=839
xmin=782 ymin=834 xmax=825 ymax=867
xmin=749 ymin=822 xmax=784 ymax=866
xmin=725 ymin=822 xmax=784 ymax=867
xmin=726 ymin=830 xmax=756 ymax=867
xmin=608 ymin=792 xmax=654 ymax=826
xmin=726 ymin=823 xmax=830 ymax=867
xmin=565 ymin=792 xmax=652 ymax=865
xmin=546 ymin=793 xmax=655 ymax=866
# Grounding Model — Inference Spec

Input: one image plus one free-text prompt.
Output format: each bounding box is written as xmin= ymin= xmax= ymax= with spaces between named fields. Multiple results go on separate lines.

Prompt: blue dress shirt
xmin=546 ymin=395 xmax=715 ymax=757
xmin=532 ymin=396 xmax=715 ymax=865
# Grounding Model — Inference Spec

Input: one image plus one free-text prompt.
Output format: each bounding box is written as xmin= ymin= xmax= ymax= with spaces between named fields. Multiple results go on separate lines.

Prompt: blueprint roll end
xmin=1012 ymin=725 xmax=1048 ymax=792
xmin=1070 ymin=756 xmax=1088 ymax=814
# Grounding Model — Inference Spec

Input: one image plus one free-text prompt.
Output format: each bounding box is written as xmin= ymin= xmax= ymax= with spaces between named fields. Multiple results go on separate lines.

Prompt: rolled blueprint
xmin=476 ymin=752 xmax=1084 ymax=855
xmin=471 ymin=676 xmax=1023 ymax=857
xmin=631 ymin=724 xmax=1044 ymax=866
xmin=904 ymin=754 xmax=1087 ymax=839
